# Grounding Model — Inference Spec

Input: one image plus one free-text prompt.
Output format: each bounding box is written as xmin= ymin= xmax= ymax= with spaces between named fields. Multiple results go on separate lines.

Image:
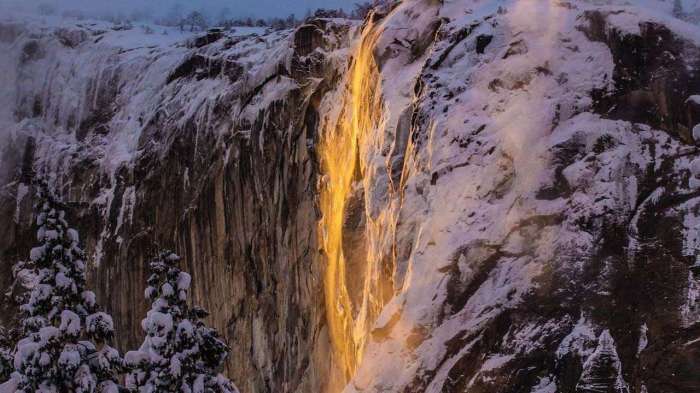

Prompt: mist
xmin=0 ymin=0 xmax=354 ymax=20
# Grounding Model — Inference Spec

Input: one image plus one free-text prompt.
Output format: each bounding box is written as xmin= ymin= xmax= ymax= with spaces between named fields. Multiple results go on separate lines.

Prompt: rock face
xmin=1 ymin=1 xmax=700 ymax=393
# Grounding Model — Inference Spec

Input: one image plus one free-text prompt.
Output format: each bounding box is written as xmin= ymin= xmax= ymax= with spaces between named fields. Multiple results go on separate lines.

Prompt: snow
xmin=67 ymin=228 xmax=79 ymax=244
xmin=144 ymin=286 xmax=156 ymax=299
xmin=177 ymin=272 xmax=191 ymax=290
xmin=59 ymin=310 xmax=81 ymax=336
xmin=58 ymin=348 xmax=81 ymax=368
xmin=170 ymin=355 xmax=182 ymax=377
xmin=142 ymin=311 xmax=173 ymax=336
xmin=30 ymin=246 xmax=46 ymax=262
xmin=86 ymin=312 xmax=114 ymax=337
xmin=28 ymin=283 xmax=52 ymax=304
xmin=44 ymin=230 xmax=58 ymax=240
xmin=14 ymin=183 xmax=29 ymax=223
xmin=55 ymin=272 xmax=72 ymax=289
xmin=333 ymin=1 xmax=700 ymax=391
xmin=0 ymin=11 xmax=296 ymax=199
xmin=161 ymin=283 xmax=175 ymax=297
xmin=228 ymin=26 xmax=267 ymax=36
xmin=576 ymin=330 xmax=629 ymax=393
xmin=342 ymin=0 xmax=626 ymax=388
xmin=13 ymin=339 xmax=38 ymax=370
xmin=38 ymin=326 xmax=60 ymax=344
xmin=127 ymin=252 xmax=238 ymax=393
xmin=682 ymin=271 xmax=700 ymax=326
xmin=177 ymin=320 xmax=194 ymax=337
xmin=556 ymin=315 xmax=598 ymax=360
xmin=124 ymin=350 xmax=148 ymax=367
xmin=531 ymin=376 xmax=558 ymax=393
xmin=0 ymin=378 xmax=18 ymax=393
xmin=82 ymin=291 xmax=96 ymax=308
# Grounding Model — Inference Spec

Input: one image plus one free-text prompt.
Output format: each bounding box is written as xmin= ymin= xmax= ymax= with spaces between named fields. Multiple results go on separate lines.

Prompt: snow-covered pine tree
xmin=125 ymin=251 xmax=238 ymax=393
xmin=7 ymin=181 xmax=123 ymax=393
xmin=0 ymin=328 xmax=13 ymax=383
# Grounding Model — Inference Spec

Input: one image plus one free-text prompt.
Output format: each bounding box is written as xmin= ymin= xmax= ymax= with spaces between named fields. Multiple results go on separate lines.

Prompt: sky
xmin=0 ymin=0 xmax=355 ymax=19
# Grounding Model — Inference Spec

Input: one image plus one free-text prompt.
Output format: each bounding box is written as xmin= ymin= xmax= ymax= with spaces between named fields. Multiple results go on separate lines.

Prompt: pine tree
xmin=0 ymin=328 xmax=13 ymax=383
xmin=125 ymin=251 xmax=238 ymax=393
xmin=7 ymin=182 xmax=123 ymax=393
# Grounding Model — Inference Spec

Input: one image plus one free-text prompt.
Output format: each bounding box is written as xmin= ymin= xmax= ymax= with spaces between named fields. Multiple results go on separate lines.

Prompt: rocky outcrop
xmin=582 ymin=9 xmax=700 ymax=144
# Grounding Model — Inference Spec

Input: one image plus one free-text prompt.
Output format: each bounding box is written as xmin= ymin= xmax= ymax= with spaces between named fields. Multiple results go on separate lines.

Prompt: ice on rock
xmin=531 ymin=376 xmax=557 ymax=393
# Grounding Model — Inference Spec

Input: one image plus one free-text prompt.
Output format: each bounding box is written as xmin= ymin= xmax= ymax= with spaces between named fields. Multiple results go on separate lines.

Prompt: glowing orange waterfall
xmin=318 ymin=17 xmax=385 ymax=389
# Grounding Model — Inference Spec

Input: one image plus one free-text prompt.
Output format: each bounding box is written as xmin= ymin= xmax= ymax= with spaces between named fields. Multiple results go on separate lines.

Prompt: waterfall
xmin=318 ymin=16 xmax=387 ymax=390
